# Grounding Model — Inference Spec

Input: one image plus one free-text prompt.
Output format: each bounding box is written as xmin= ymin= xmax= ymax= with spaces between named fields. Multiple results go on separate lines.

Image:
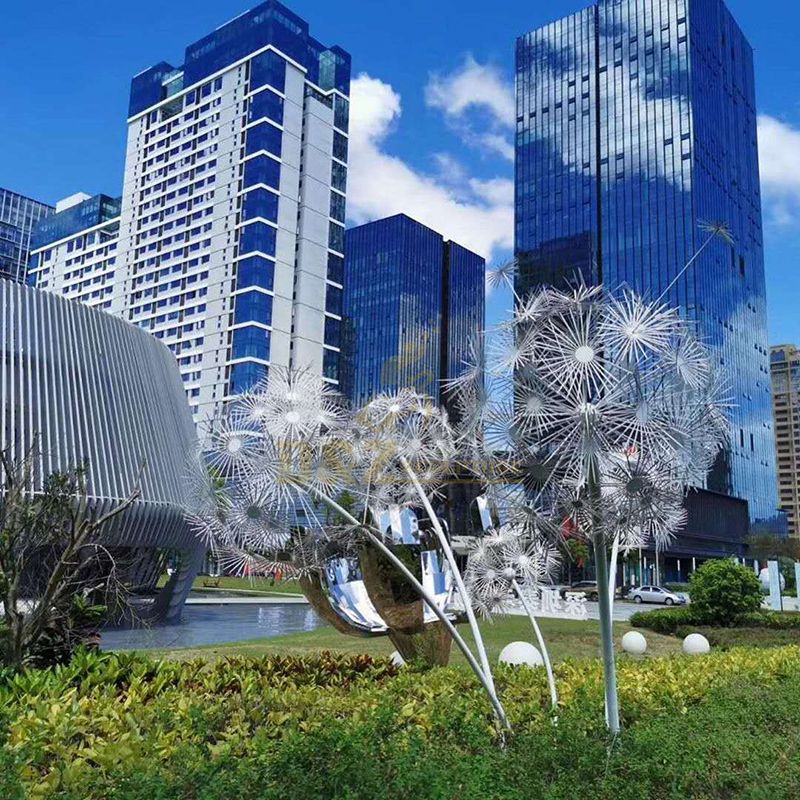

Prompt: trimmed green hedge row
xmin=3 ymin=647 xmax=800 ymax=798
xmin=630 ymin=607 xmax=800 ymax=635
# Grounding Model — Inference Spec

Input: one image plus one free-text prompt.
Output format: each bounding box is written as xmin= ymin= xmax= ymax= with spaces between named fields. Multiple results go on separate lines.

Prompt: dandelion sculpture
xmin=184 ymin=369 xmax=559 ymax=733
xmin=451 ymin=281 xmax=729 ymax=734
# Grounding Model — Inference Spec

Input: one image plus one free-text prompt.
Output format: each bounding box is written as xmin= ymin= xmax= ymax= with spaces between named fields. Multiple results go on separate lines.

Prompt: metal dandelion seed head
xmin=455 ymin=283 xmax=727 ymax=551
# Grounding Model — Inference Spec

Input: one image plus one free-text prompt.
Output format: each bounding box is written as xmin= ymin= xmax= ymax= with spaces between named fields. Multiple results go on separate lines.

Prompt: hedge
xmin=630 ymin=607 xmax=800 ymax=636
xmin=3 ymin=647 xmax=800 ymax=798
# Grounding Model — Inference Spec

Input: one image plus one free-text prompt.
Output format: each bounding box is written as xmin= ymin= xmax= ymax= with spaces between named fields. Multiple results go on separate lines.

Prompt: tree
xmin=689 ymin=559 xmax=763 ymax=624
xmin=0 ymin=445 xmax=140 ymax=668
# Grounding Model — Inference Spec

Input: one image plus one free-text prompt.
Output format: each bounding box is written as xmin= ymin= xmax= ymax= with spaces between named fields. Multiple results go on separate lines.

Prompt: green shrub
xmin=3 ymin=647 xmax=800 ymax=798
xmin=688 ymin=559 xmax=762 ymax=624
xmin=3 ymin=647 xmax=800 ymax=799
xmin=630 ymin=606 xmax=696 ymax=634
xmin=630 ymin=607 xmax=800 ymax=636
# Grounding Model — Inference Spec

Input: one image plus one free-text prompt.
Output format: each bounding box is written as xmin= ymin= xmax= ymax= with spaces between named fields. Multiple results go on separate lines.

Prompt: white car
xmin=630 ymin=585 xmax=686 ymax=606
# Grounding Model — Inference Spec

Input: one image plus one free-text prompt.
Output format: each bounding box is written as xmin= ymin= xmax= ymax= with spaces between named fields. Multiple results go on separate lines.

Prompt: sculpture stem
xmin=399 ymin=457 xmax=499 ymax=701
xmin=593 ymin=534 xmax=620 ymax=734
xmin=304 ymin=485 xmax=511 ymax=734
xmin=608 ymin=533 xmax=620 ymax=607
xmin=511 ymin=579 xmax=558 ymax=711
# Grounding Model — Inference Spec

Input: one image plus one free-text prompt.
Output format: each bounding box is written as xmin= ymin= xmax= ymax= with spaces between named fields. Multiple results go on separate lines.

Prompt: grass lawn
xmin=148 ymin=614 xmax=682 ymax=663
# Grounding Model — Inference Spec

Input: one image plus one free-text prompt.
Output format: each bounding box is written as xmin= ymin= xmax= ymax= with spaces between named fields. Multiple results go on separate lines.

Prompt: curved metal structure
xmin=0 ymin=278 xmax=199 ymax=620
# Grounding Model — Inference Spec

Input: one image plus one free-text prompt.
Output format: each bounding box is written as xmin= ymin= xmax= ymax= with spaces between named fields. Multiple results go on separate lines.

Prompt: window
xmin=323 ymin=348 xmax=339 ymax=381
xmin=325 ymin=284 xmax=342 ymax=316
xmin=229 ymin=361 xmax=268 ymax=394
xmin=333 ymin=131 xmax=348 ymax=162
xmin=241 ymin=188 xmax=279 ymax=223
xmin=239 ymin=222 xmax=277 ymax=256
xmin=324 ymin=316 xmax=341 ymax=348
xmin=331 ymin=161 xmax=347 ymax=192
xmin=328 ymin=222 xmax=345 ymax=253
xmin=248 ymin=89 xmax=284 ymax=125
xmin=250 ymin=51 xmax=286 ymax=92
xmin=327 ymin=252 xmax=344 ymax=284
xmin=234 ymin=289 xmax=273 ymax=325
xmin=236 ymin=255 xmax=274 ymax=291
xmin=334 ymin=95 xmax=349 ymax=132
xmin=232 ymin=326 xmax=271 ymax=360
xmin=246 ymin=121 xmax=282 ymax=157
xmin=243 ymin=155 xmax=280 ymax=189
xmin=330 ymin=191 xmax=346 ymax=222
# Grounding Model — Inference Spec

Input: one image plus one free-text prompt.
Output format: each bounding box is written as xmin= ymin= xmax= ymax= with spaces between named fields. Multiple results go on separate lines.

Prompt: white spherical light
xmin=389 ymin=650 xmax=406 ymax=667
xmin=683 ymin=633 xmax=711 ymax=656
xmin=622 ymin=630 xmax=648 ymax=655
xmin=498 ymin=641 xmax=544 ymax=667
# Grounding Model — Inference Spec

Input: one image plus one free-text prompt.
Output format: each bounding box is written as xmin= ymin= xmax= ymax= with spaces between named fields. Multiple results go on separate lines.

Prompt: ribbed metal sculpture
xmin=0 ymin=279 xmax=198 ymax=620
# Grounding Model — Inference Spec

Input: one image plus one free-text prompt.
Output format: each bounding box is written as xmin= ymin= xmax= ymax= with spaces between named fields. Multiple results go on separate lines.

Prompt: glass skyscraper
xmin=516 ymin=0 xmax=781 ymax=534
xmin=30 ymin=0 xmax=349 ymax=424
xmin=342 ymin=214 xmax=485 ymax=407
xmin=0 ymin=188 xmax=52 ymax=283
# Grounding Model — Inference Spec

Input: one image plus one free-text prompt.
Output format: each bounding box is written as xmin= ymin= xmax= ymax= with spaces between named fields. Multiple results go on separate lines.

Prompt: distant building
xmin=771 ymin=344 xmax=800 ymax=537
xmin=0 ymin=278 xmax=199 ymax=621
xmin=342 ymin=214 xmax=485 ymax=407
xmin=0 ymin=188 xmax=52 ymax=282
xmin=516 ymin=0 xmax=782 ymax=541
xmin=29 ymin=0 xmax=350 ymax=425
xmin=28 ymin=193 xmax=121 ymax=308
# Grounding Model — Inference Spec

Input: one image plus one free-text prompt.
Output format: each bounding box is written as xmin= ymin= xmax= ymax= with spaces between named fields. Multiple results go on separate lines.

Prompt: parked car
xmin=559 ymin=581 xmax=599 ymax=601
xmin=629 ymin=585 xmax=687 ymax=606
xmin=559 ymin=581 xmax=626 ymax=602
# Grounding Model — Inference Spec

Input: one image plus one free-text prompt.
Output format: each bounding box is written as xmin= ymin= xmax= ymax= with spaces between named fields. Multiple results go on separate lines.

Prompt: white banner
xmin=768 ymin=560 xmax=783 ymax=611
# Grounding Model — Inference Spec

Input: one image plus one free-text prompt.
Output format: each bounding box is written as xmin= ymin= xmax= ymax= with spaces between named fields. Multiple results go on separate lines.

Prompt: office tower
xmin=30 ymin=0 xmax=350 ymax=424
xmin=342 ymin=214 xmax=485 ymax=407
xmin=0 ymin=188 xmax=53 ymax=282
xmin=516 ymin=0 xmax=781 ymax=539
xmin=770 ymin=345 xmax=800 ymax=537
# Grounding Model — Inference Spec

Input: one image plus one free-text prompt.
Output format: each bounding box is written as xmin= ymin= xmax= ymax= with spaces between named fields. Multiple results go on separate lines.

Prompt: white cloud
xmin=346 ymin=73 xmax=513 ymax=261
xmin=757 ymin=114 xmax=800 ymax=225
xmin=424 ymin=56 xmax=515 ymax=163
xmin=425 ymin=55 xmax=515 ymax=127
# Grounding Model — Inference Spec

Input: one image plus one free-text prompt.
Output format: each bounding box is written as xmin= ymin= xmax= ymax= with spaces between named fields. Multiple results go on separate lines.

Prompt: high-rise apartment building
xmin=770 ymin=344 xmax=800 ymax=537
xmin=29 ymin=0 xmax=350 ymax=423
xmin=516 ymin=0 xmax=782 ymax=538
xmin=0 ymin=188 xmax=53 ymax=282
xmin=342 ymin=214 xmax=485 ymax=406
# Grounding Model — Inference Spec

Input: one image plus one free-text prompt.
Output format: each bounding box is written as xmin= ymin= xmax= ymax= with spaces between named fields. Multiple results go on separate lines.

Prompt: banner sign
xmin=768 ymin=560 xmax=783 ymax=611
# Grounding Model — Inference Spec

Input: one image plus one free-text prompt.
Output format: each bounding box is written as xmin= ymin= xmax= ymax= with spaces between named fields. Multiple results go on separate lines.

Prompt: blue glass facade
xmin=31 ymin=195 xmax=121 ymax=250
xmin=128 ymin=0 xmax=350 ymax=117
xmin=516 ymin=0 xmax=782 ymax=532
xmin=342 ymin=214 xmax=485 ymax=406
xmin=0 ymin=189 xmax=53 ymax=282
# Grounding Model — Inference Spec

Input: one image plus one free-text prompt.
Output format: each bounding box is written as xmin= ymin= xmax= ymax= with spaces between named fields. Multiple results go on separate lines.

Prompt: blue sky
xmin=3 ymin=0 xmax=800 ymax=343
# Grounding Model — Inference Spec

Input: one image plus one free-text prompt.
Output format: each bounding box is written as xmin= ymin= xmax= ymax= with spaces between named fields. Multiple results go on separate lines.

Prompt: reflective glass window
xmin=248 ymin=89 xmax=284 ymax=125
xmin=243 ymin=156 xmax=280 ymax=189
xmin=232 ymin=326 xmax=271 ymax=360
xmin=236 ymin=255 xmax=274 ymax=290
xmin=250 ymin=51 xmax=286 ymax=92
xmin=229 ymin=361 xmax=268 ymax=394
xmin=239 ymin=222 xmax=277 ymax=256
xmin=246 ymin=121 xmax=282 ymax=157
xmin=241 ymin=188 xmax=279 ymax=223
xmin=325 ymin=284 xmax=342 ymax=316
xmin=234 ymin=289 xmax=273 ymax=325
